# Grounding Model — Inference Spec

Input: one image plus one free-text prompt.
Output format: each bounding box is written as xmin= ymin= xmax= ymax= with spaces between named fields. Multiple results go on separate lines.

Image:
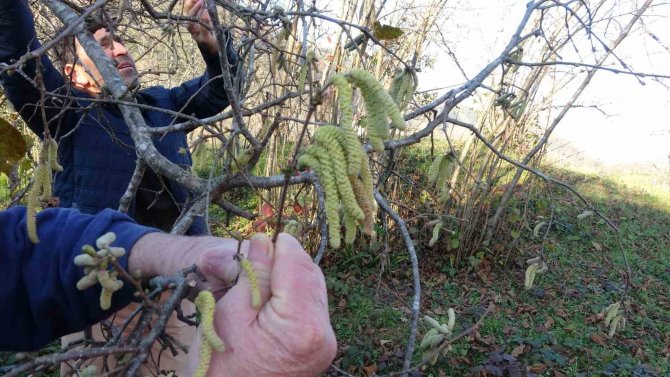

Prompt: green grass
xmin=325 ymin=168 xmax=670 ymax=376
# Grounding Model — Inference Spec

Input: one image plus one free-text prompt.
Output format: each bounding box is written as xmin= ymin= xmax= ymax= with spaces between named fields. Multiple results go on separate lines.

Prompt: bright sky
xmin=412 ymin=0 xmax=670 ymax=166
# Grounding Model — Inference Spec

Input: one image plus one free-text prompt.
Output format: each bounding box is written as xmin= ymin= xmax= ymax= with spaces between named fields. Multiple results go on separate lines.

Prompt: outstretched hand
xmin=185 ymin=233 xmax=337 ymax=377
xmin=184 ymin=0 xmax=219 ymax=54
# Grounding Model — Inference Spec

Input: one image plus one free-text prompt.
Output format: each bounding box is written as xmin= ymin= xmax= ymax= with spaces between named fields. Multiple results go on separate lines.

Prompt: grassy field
xmin=323 ymin=169 xmax=670 ymax=376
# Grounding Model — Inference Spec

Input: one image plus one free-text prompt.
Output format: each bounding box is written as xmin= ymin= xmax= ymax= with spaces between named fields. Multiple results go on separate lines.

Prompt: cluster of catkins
xmin=421 ymin=310 xmax=456 ymax=365
xmin=427 ymin=152 xmax=455 ymax=203
xmin=27 ymin=137 xmax=62 ymax=243
xmin=298 ymin=72 xmax=382 ymax=248
xmin=388 ymin=68 xmax=417 ymax=112
xmin=604 ymin=301 xmax=626 ymax=338
xmin=74 ymin=232 xmax=125 ymax=310
xmin=524 ymin=256 xmax=547 ymax=290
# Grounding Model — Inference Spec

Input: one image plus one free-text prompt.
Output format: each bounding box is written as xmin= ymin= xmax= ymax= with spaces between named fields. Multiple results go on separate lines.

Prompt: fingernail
xmin=250 ymin=233 xmax=274 ymax=259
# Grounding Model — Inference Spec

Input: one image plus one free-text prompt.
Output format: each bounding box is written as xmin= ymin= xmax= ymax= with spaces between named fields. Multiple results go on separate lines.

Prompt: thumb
xmin=218 ymin=233 xmax=274 ymax=323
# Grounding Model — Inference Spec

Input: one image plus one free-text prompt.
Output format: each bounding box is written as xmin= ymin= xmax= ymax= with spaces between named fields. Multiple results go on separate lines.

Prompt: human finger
xmin=217 ymin=233 xmax=274 ymax=324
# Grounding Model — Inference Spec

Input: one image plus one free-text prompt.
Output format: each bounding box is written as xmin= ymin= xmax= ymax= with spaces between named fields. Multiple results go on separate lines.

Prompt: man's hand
xmin=184 ymin=0 xmax=219 ymax=54
xmin=128 ymin=233 xmax=245 ymax=296
xmin=186 ymin=233 xmax=337 ymax=377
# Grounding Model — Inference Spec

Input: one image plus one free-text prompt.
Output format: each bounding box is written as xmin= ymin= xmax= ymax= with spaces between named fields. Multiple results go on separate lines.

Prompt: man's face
xmin=72 ymin=28 xmax=139 ymax=92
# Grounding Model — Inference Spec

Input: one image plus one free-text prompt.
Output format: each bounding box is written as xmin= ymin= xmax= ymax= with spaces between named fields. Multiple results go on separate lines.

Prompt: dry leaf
xmin=528 ymin=363 xmax=547 ymax=374
xmin=544 ymin=316 xmax=555 ymax=330
xmin=589 ymin=333 xmax=607 ymax=346
xmin=511 ymin=344 xmax=526 ymax=357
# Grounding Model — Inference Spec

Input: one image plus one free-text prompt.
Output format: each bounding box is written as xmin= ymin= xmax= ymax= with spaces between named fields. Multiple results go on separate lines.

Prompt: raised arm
xmin=0 ymin=0 xmax=72 ymax=137
xmin=169 ymin=0 xmax=239 ymax=120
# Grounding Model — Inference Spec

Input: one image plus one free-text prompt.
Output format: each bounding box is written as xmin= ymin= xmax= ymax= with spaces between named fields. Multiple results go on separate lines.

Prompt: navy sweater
xmin=0 ymin=206 xmax=156 ymax=351
xmin=0 ymin=0 xmax=238 ymax=234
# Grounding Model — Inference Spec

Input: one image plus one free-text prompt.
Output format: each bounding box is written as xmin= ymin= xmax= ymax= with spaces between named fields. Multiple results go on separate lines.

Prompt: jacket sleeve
xmin=0 ymin=206 xmax=158 ymax=351
xmin=169 ymin=34 xmax=239 ymax=121
xmin=0 ymin=0 xmax=72 ymax=137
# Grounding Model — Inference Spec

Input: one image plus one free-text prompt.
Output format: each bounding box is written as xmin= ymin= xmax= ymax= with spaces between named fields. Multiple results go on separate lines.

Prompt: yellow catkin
xmin=100 ymin=288 xmax=112 ymax=310
xmin=195 ymin=291 xmax=225 ymax=352
xmin=350 ymin=177 xmax=374 ymax=236
xmin=331 ymin=74 xmax=354 ymax=128
xmin=331 ymin=74 xmax=362 ymax=175
xmin=347 ymin=69 xmax=406 ymax=132
xmin=359 ymin=154 xmax=376 ymax=211
xmin=304 ymin=146 xmax=342 ymax=248
xmin=343 ymin=209 xmax=358 ymax=245
xmin=346 ymin=70 xmax=389 ymax=152
xmin=239 ymin=259 xmax=261 ymax=309
xmin=314 ymin=127 xmax=364 ymax=221
xmin=39 ymin=163 xmax=52 ymax=202
xmin=194 ymin=337 xmax=212 ymax=377
xmin=47 ymin=138 xmax=63 ymax=172
xmin=26 ymin=179 xmax=40 ymax=243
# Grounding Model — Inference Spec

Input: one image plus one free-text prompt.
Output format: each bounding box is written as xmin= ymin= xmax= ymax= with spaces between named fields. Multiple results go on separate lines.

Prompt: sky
xmin=411 ymin=0 xmax=670 ymax=167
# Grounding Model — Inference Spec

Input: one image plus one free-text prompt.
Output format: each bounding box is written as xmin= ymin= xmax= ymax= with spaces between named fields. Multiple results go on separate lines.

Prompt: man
xmin=0 ymin=0 xmax=236 ymax=234
xmin=0 ymin=206 xmax=337 ymax=376
xmin=1 ymin=0 xmax=239 ymax=372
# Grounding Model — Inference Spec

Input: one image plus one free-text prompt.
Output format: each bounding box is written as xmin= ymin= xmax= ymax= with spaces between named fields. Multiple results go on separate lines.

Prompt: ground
xmin=323 ymin=170 xmax=670 ymax=376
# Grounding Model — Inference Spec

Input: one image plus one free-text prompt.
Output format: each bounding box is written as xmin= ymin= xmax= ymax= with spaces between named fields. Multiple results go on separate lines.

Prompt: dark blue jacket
xmin=0 ymin=206 xmax=156 ymax=351
xmin=0 ymin=0 xmax=237 ymax=234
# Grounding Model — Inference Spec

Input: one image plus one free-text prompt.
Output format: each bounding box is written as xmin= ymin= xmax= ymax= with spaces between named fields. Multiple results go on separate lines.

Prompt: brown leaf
xmin=592 ymin=242 xmax=603 ymax=252
xmin=362 ymin=363 xmax=377 ymax=376
xmin=511 ymin=344 xmax=526 ymax=357
xmin=555 ymin=308 xmax=569 ymax=319
xmin=544 ymin=316 xmax=555 ymax=330
xmin=528 ymin=364 xmax=547 ymax=374
xmin=590 ymin=333 xmax=607 ymax=346
xmin=554 ymin=370 xmax=567 ymax=377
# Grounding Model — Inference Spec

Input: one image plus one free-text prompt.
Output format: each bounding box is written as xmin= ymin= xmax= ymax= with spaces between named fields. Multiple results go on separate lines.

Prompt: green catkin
xmin=100 ymin=288 xmax=113 ymax=310
xmin=297 ymin=62 xmax=308 ymax=93
xmin=194 ymin=290 xmax=224 ymax=377
xmin=350 ymin=177 xmax=374 ymax=236
xmin=240 ymin=258 xmax=261 ymax=309
xmin=346 ymin=71 xmax=389 ymax=152
xmin=395 ymin=71 xmax=416 ymax=111
xmin=330 ymin=74 xmax=362 ymax=175
xmin=331 ymin=74 xmax=354 ymax=128
xmin=347 ymin=69 xmax=406 ymax=131
xmin=314 ymin=127 xmax=364 ymax=221
xmin=428 ymin=221 xmax=442 ymax=247
xmin=359 ymin=154 xmax=376 ymax=212
xmin=39 ymin=162 xmax=52 ymax=202
xmin=427 ymin=155 xmax=445 ymax=185
xmin=26 ymin=177 xmax=40 ymax=243
xmin=435 ymin=157 xmax=452 ymax=192
xmin=231 ymin=148 xmax=253 ymax=173
xmin=304 ymin=145 xmax=342 ymax=248
xmin=195 ymin=291 xmax=226 ymax=352
xmin=47 ymin=138 xmax=63 ymax=172
xmin=343 ymin=209 xmax=358 ymax=245
xmin=284 ymin=220 xmax=303 ymax=237
xmin=388 ymin=71 xmax=405 ymax=103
